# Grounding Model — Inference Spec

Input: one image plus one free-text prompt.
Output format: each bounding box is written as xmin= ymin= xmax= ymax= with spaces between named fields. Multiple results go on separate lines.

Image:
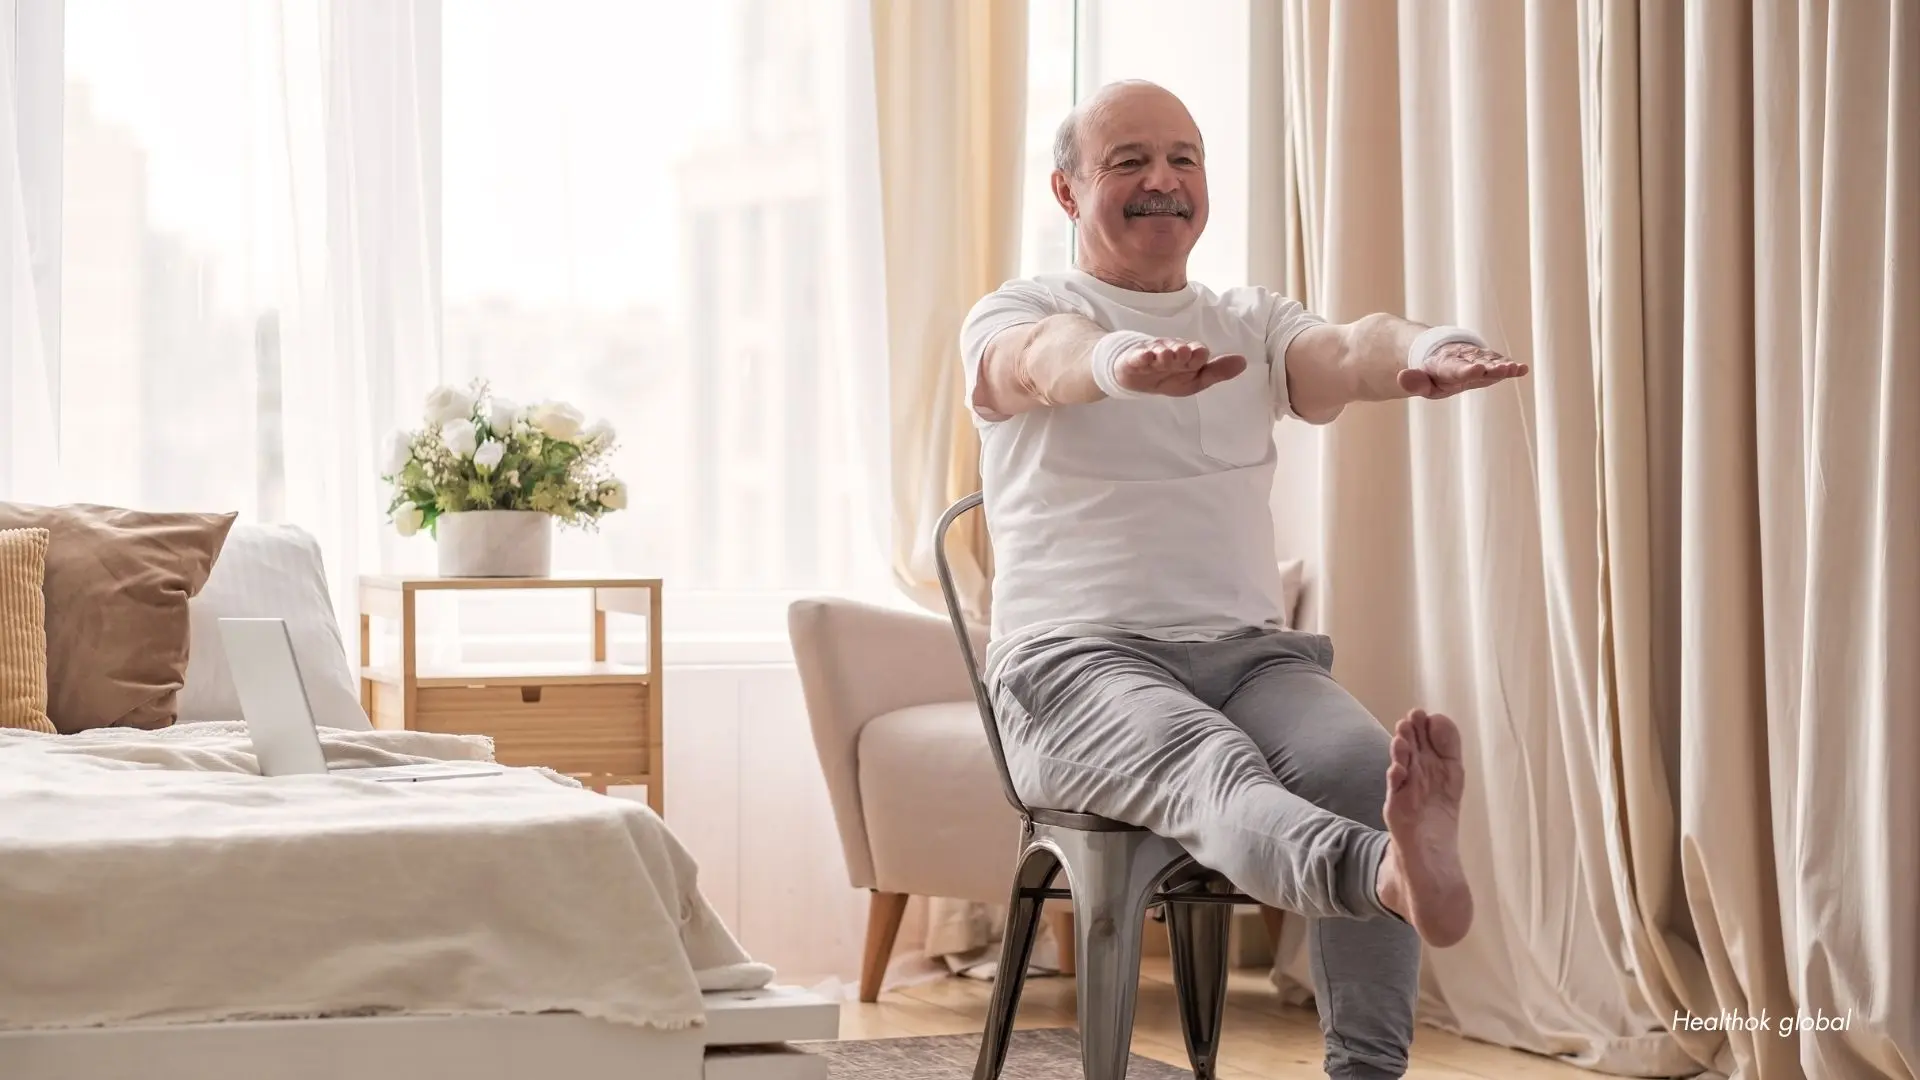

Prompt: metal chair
xmin=932 ymin=491 xmax=1258 ymax=1080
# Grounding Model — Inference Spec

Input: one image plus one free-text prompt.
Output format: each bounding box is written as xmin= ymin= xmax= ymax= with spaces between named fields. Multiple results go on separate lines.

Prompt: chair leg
xmin=972 ymin=841 xmax=1060 ymax=1080
xmin=1046 ymin=827 xmax=1186 ymax=1080
xmin=1166 ymin=897 xmax=1233 ymax=1079
xmin=859 ymin=891 xmax=909 ymax=1003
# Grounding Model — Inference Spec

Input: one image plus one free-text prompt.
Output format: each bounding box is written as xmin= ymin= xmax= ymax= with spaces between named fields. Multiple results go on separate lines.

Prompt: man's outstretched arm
xmin=1282 ymin=313 xmax=1528 ymax=424
xmin=973 ymin=315 xmax=1112 ymax=418
xmin=975 ymin=314 xmax=1247 ymax=419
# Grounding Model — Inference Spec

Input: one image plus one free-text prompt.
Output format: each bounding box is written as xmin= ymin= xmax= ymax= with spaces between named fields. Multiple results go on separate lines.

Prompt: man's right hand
xmin=1114 ymin=339 xmax=1248 ymax=397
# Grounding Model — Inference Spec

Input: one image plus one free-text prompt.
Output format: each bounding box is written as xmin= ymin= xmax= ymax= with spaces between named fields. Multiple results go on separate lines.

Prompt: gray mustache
xmin=1123 ymin=194 xmax=1191 ymax=218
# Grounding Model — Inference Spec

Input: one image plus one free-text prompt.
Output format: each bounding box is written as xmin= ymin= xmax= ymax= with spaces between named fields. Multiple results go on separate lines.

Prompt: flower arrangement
xmin=381 ymin=379 xmax=627 ymax=538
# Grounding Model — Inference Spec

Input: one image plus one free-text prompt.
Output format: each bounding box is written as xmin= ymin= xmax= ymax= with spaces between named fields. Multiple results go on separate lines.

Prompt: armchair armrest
xmin=788 ymin=596 xmax=987 ymax=888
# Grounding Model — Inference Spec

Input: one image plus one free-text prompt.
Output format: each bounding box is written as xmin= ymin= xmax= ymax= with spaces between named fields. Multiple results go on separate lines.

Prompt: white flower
xmin=441 ymin=418 xmax=479 ymax=457
xmin=526 ymin=400 xmax=586 ymax=443
xmin=487 ymin=395 xmax=521 ymax=433
xmin=393 ymin=503 xmax=425 ymax=537
xmin=473 ymin=439 xmax=505 ymax=472
xmin=599 ymin=478 xmax=628 ymax=511
xmin=423 ymin=384 xmax=478 ymax=426
xmin=581 ymin=418 xmax=616 ymax=446
xmin=380 ymin=430 xmax=412 ymax=476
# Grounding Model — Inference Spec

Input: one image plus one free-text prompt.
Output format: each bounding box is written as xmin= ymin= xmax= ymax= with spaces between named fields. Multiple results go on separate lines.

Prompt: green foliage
xmin=380 ymin=379 xmax=627 ymax=537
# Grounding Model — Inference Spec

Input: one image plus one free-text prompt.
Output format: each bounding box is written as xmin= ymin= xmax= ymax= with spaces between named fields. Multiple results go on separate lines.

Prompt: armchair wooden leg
xmin=1260 ymin=905 xmax=1287 ymax=955
xmin=1049 ymin=910 xmax=1076 ymax=977
xmin=860 ymin=891 xmax=910 ymax=1003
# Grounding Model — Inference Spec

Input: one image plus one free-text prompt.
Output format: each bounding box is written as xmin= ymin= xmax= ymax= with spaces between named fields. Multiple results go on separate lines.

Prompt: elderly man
xmin=959 ymin=81 xmax=1527 ymax=1078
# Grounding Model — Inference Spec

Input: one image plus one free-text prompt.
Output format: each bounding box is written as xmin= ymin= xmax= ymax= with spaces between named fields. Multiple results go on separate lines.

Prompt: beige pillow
xmin=0 ymin=504 xmax=235 ymax=733
xmin=0 ymin=527 xmax=55 ymax=734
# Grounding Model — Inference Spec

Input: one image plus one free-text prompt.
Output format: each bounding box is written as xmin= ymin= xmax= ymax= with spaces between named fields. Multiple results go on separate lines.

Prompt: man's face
xmin=1055 ymin=87 xmax=1209 ymax=277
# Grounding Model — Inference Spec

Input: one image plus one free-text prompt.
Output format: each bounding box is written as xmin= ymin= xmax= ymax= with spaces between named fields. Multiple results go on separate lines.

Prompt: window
xmin=47 ymin=0 xmax=892 ymax=656
xmin=1019 ymin=0 xmax=1077 ymax=277
xmin=38 ymin=0 xmax=1257 ymax=658
xmin=440 ymin=0 xmax=883 ymax=609
xmin=59 ymin=0 xmax=278 ymax=514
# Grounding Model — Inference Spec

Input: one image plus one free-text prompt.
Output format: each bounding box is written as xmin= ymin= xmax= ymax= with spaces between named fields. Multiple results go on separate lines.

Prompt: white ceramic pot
xmin=434 ymin=510 xmax=553 ymax=578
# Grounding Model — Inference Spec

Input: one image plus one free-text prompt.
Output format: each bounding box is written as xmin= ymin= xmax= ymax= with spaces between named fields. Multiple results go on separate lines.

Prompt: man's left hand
xmin=1398 ymin=342 xmax=1529 ymax=399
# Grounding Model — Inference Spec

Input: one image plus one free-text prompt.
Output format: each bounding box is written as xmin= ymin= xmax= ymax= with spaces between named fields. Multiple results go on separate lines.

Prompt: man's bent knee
xmin=1297 ymin=721 xmax=1392 ymax=830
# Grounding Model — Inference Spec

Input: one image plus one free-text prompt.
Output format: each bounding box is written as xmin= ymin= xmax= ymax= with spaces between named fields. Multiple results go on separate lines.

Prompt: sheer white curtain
xmin=11 ymin=0 xmax=441 ymax=652
xmin=17 ymin=0 xmax=896 ymax=660
xmin=0 ymin=0 xmax=63 ymax=504
xmin=293 ymin=0 xmax=445 ymax=650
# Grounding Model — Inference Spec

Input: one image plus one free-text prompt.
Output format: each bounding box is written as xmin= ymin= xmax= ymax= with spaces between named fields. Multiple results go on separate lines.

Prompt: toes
xmin=1410 ymin=714 xmax=1434 ymax=756
xmin=1388 ymin=762 xmax=1408 ymax=790
xmin=1428 ymin=713 xmax=1463 ymax=758
xmin=1392 ymin=738 xmax=1414 ymax=771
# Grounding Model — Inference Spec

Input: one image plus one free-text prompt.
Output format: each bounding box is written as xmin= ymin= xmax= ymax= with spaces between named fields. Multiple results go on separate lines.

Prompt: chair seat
xmin=1027 ymin=807 xmax=1144 ymax=832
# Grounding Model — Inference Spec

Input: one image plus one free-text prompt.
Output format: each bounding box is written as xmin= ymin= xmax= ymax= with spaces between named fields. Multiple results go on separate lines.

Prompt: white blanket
xmin=0 ymin=723 xmax=773 ymax=1032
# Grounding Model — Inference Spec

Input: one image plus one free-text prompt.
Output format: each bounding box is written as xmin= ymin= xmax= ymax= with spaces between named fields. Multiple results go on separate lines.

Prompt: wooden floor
xmin=839 ymin=957 xmax=1605 ymax=1079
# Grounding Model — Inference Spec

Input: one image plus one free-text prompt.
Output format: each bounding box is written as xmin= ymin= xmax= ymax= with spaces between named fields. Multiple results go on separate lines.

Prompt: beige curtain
xmin=871 ymin=0 xmax=1026 ymax=626
xmin=869 ymin=0 xmax=1028 ymax=975
xmin=1263 ymin=2 xmax=1916 ymax=1077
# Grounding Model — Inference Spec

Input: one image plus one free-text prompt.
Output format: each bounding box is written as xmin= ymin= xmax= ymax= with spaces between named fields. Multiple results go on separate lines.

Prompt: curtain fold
xmin=0 ymin=0 xmax=63 ymax=504
xmin=868 ymin=0 xmax=1028 ymax=978
xmin=295 ymin=0 xmax=445 ymax=657
xmin=1266 ymin=1 xmax=1916 ymax=1076
xmin=870 ymin=0 xmax=1026 ymax=626
xmin=1 ymin=0 xmax=438 ymax=651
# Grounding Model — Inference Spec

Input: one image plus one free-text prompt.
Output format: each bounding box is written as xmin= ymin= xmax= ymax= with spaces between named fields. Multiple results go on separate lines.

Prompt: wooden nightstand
xmin=357 ymin=575 xmax=664 ymax=812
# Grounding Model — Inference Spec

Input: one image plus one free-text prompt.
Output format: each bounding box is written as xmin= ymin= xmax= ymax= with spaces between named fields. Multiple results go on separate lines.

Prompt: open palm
xmin=1399 ymin=342 xmax=1529 ymax=399
xmin=1114 ymin=339 xmax=1248 ymax=397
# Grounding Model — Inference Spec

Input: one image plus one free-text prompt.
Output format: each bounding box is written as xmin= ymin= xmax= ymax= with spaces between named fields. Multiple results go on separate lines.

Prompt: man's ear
xmin=1051 ymin=171 xmax=1077 ymax=218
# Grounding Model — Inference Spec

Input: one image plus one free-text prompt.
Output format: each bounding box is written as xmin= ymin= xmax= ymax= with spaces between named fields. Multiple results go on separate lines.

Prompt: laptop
xmin=219 ymin=617 xmax=504 ymax=782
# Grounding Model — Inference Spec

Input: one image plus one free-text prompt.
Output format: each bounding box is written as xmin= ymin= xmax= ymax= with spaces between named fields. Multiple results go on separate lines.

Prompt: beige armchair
xmin=788 ymin=596 xmax=1070 ymax=1002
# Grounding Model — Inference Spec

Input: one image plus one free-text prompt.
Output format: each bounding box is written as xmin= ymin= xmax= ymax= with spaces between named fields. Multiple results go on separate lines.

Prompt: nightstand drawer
xmin=377 ymin=682 xmax=650 ymax=782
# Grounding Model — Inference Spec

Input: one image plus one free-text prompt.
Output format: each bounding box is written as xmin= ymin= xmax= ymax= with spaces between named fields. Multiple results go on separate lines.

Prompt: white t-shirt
xmin=959 ymin=269 xmax=1325 ymax=680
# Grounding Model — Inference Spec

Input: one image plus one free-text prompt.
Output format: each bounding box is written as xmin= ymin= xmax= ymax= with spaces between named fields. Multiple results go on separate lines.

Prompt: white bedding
xmin=0 ymin=723 xmax=772 ymax=1033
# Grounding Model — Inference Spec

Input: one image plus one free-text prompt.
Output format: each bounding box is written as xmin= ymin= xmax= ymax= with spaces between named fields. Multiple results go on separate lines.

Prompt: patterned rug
xmin=792 ymin=1028 xmax=1194 ymax=1078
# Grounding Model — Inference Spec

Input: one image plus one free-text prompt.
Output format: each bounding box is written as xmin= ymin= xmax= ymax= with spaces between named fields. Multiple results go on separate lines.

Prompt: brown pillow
xmin=0 ymin=527 xmax=55 ymax=734
xmin=0 ymin=504 xmax=236 ymax=732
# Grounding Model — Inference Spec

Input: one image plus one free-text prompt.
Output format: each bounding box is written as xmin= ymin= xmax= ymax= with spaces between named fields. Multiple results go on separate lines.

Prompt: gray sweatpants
xmin=991 ymin=627 xmax=1418 ymax=1080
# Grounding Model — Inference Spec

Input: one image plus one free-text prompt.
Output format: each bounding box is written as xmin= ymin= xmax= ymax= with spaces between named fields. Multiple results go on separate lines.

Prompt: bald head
xmin=1052 ymin=80 xmax=1202 ymax=178
xmin=1048 ymin=80 xmax=1209 ymax=290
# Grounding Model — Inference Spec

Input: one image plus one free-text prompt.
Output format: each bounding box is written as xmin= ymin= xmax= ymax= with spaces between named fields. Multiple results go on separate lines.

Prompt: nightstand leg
xmin=648 ymin=584 xmax=664 ymax=818
xmin=400 ymin=591 xmax=418 ymax=731
xmin=359 ymin=613 xmax=372 ymax=715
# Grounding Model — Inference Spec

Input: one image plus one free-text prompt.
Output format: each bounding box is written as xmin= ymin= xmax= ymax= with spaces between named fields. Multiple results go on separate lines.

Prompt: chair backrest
xmin=931 ymin=491 xmax=1028 ymax=816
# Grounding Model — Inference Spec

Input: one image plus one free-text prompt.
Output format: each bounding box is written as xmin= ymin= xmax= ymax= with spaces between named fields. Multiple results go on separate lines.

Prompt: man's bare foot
xmin=1375 ymin=710 xmax=1474 ymax=947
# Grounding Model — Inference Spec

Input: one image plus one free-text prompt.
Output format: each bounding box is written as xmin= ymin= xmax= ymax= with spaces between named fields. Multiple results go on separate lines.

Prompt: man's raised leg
xmin=1205 ymin=631 xmax=1472 ymax=1079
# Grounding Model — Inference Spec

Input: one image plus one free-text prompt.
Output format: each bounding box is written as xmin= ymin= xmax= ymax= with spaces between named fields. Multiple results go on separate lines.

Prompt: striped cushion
xmin=0 ymin=528 xmax=55 ymax=734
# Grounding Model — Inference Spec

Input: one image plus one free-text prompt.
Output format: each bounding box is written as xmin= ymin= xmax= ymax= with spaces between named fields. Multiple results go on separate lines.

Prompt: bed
xmin=0 ymin=524 xmax=837 ymax=1079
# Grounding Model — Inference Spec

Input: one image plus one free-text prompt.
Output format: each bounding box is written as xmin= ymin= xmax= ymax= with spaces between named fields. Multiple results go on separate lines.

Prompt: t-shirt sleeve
xmin=959 ymin=279 xmax=1061 ymax=425
xmin=1262 ymin=292 xmax=1329 ymax=422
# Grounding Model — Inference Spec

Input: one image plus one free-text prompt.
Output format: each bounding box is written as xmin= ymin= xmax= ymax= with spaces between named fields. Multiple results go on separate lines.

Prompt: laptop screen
xmin=217 ymin=618 xmax=331 ymax=776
